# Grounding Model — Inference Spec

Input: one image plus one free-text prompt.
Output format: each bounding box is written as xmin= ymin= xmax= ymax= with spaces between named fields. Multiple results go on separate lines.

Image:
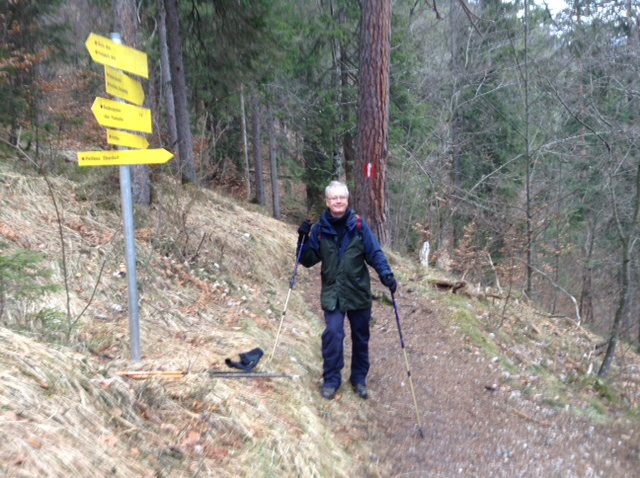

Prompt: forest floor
xmin=300 ymin=270 xmax=639 ymax=477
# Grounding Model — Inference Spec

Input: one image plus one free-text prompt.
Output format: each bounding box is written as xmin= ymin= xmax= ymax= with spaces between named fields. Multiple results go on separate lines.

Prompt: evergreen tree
xmin=0 ymin=0 xmax=66 ymax=149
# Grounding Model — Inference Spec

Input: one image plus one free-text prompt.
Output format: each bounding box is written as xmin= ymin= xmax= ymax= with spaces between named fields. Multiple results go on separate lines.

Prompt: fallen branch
xmin=512 ymin=407 xmax=548 ymax=427
xmin=512 ymin=257 xmax=582 ymax=325
xmin=430 ymin=279 xmax=467 ymax=294
xmin=117 ymin=370 xmax=187 ymax=379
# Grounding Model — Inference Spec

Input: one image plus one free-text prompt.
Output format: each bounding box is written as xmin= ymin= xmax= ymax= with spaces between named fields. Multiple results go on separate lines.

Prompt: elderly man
xmin=297 ymin=181 xmax=397 ymax=400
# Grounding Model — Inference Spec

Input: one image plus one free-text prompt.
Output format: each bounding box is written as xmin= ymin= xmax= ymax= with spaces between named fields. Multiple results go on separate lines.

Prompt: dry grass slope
xmin=0 ymin=158 xmax=377 ymax=477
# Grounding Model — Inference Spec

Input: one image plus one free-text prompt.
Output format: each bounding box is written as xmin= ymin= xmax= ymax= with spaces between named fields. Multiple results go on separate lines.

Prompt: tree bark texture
xmin=267 ymin=99 xmax=280 ymax=219
xmin=355 ymin=0 xmax=391 ymax=246
xmin=240 ymin=84 xmax=251 ymax=199
xmin=114 ymin=0 xmax=151 ymax=205
xmin=599 ymin=165 xmax=640 ymax=377
xmin=157 ymin=0 xmax=179 ymax=178
xmin=164 ymin=0 xmax=197 ymax=184
xmin=251 ymin=86 xmax=265 ymax=205
xmin=338 ymin=9 xmax=355 ymax=184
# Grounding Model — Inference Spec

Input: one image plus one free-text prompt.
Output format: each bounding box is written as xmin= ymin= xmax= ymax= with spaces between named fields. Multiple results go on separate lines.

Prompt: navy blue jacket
xmin=300 ymin=209 xmax=392 ymax=311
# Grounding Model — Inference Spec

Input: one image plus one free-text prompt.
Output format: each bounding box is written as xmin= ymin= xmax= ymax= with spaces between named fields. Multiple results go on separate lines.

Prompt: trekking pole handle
xmin=290 ymin=235 xmax=305 ymax=288
xmin=391 ymin=292 xmax=406 ymax=347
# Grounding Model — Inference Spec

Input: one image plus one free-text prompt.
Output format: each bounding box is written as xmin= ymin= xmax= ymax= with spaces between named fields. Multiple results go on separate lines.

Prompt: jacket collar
xmin=320 ymin=208 xmax=356 ymax=234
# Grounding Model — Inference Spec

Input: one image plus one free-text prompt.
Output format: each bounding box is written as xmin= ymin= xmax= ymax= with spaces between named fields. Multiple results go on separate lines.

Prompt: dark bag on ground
xmin=225 ymin=347 xmax=264 ymax=372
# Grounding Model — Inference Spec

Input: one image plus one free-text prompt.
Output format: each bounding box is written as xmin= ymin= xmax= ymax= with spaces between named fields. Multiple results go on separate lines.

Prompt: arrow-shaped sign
xmin=77 ymin=149 xmax=173 ymax=167
xmin=91 ymin=97 xmax=152 ymax=134
xmin=106 ymin=129 xmax=149 ymax=149
xmin=85 ymin=33 xmax=148 ymax=79
xmin=105 ymin=66 xmax=145 ymax=106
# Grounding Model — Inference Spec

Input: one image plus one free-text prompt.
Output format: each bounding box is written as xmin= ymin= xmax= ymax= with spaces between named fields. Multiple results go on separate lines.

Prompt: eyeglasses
xmin=327 ymin=195 xmax=348 ymax=202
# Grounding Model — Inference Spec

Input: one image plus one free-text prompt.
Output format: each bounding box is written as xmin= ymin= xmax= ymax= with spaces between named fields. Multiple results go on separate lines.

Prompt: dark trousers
xmin=321 ymin=308 xmax=371 ymax=389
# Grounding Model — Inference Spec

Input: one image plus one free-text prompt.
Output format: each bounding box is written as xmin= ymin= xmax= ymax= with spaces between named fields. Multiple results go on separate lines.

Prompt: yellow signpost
xmin=91 ymin=97 xmax=152 ymax=134
xmin=85 ymin=32 xmax=149 ymax=79
xmin=77 ymin=149 xmax=173 ymax=167
xmin=81 ymin=32 xmax=165 ymax=362
xmin=106 ymin=129 xmax=149 ymax=149
xmin=105 ymin=66 xmax=145 ymax=106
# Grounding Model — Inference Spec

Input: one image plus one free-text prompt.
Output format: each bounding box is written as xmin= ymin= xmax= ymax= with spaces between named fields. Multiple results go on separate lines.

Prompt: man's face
xmin=325 ymin=187 xmax=349 ymax=217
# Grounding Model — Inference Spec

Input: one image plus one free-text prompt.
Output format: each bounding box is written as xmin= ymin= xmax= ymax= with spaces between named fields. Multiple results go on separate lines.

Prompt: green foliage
xmin=0 ymin=245 xmax=59 ymax=306
xmin=0 ymin=0 xmax=68 ymax=133
xmin=33 ymin=307 xmax=73 ymax=343
xmin=0 ymin=243 xmax=64 ymax=341
xmin=592 ymin=377 xmax=619 ymax=404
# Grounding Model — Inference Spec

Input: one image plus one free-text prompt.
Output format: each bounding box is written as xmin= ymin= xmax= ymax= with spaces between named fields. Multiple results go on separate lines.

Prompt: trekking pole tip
xmin=418 ymin=427 xmax=425 ymax=439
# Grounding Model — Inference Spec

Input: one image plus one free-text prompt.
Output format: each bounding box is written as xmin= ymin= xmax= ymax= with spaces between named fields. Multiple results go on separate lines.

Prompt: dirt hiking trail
xmin=300 ymin=269 xmax=638 ymax=478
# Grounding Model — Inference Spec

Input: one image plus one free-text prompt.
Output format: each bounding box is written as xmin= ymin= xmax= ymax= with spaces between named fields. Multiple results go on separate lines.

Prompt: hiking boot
xmin=354 ymin=383 xmax=368 ymax=399
xmin=321 ymin=386 xmax=337 ymax=400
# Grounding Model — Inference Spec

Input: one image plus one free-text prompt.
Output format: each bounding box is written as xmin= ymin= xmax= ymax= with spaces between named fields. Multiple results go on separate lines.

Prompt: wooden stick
xmin=512 ymin=407 xmax=548 ymax=427
xmin=116 ymin=371 xmax=187 ymax=379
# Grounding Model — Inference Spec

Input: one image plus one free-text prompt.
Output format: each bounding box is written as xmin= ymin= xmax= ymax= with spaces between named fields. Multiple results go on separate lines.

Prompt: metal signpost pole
xmin=111 ymin=32 xmax=141 ymax=361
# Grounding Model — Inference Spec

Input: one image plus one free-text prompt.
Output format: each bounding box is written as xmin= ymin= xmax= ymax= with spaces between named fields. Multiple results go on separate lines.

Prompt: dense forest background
xmin=1 ymin=0 xmax=639 ymax=374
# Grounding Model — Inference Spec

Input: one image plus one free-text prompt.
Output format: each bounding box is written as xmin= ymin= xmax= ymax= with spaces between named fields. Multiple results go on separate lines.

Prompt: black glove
xmin=297 ymin=219 xmax=312 ymax=239
xmin=382 ymin=273 xmax=397 ymax=294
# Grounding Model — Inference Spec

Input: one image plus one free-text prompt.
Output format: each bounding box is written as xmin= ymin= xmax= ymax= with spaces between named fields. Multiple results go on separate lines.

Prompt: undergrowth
xmin=440 ymin=284 xmax=637 ymax=426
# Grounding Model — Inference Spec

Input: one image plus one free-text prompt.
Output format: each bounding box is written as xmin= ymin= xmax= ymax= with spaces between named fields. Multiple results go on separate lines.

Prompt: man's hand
xmin=382 ymin=273 xmax=397 ymax=294
xmin=298 ymin=219 xmax=312 ymax=239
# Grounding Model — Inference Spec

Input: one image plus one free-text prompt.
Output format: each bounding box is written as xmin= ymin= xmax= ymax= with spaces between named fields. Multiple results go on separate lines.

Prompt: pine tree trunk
xmin=339 ymin=11 xmax=355 ymax=184
xmin=158 ymin=0 xmax=179 ymax=178
xmin=114 ymin=0 xmax=150 ymax=205
xmin=251 ymin=86 xmax=265 ymax=205
xmin=354 ymin=0 xmax=391 ymax=246
xmin=448 ymin=2 xmax=464 ymax=256
xmin=240 ymin=84 xmax=251 ymax=199
xmin=164 ymin=0 xmax=197 ymax=184
xmin=267 ymin=98 xmax=280 ymax=219
xmin=599 ymin=165 xmax=640 ymax=377
xmin=579 ymin=223 xmax=596 ymax=325
xmin=598 ymin=244 xmax=630 ymax=378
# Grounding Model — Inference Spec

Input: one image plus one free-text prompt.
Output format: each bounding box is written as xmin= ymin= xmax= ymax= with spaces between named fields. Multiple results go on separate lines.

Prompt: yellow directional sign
xmin=106 ymin=129 xmax=149 ymax=149
xmin=85 ymin=33 xmax=148 ymax=79
xmin=91 ymin=97 xmax=152 ymax=134
xmin=77 ymin=149 xmax=173 ymax=167
xmin=105 ymin=66 xmax=145 ymax=105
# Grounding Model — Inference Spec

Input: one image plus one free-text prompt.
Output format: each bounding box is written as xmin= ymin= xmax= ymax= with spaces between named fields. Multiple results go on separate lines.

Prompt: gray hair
xmin=325 ymin=181 xmax=349 ymax=198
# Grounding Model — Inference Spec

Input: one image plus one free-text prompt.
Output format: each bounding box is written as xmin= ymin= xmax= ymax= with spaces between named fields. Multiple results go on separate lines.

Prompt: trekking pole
xmin=268 ymin=235 xmax=305 ymax=362
xmin=391 ymin=291 xmax=425 ymax=438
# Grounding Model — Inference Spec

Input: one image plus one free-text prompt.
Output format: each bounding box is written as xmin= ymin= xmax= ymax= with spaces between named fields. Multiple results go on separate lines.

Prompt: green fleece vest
xmin=318 ymin=233 xmax=372 ymax=312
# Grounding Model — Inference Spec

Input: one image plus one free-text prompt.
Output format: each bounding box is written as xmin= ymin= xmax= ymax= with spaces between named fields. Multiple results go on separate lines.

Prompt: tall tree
xmin=328 ymin=0 xmax=357 ymax=183
xmin=599 ymin=165 xmax=640 ymax=376
xmin=157 ymin=0 xmax=179 ymax=178
xmin=355 ymin=0 xmax=392 ymax=245
xmin=251 ymin=86 xmax=265 ymax=205
xmin=435 ymin=0 xmax=467 ymax=270
xmin=267 ymin=94 xmax=280 ymax=219
xmin=521 ymin=0 xmax=535 ymax=297
xmin=240 ymin=84 xmax=251 ymax=199
xmin=114 ymin=0 xmax=150 ymax=205
xmin=0 ymin=0 xmax=65 ymax=149
xmin=164 ymin=0 xmax=197 ymax=184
